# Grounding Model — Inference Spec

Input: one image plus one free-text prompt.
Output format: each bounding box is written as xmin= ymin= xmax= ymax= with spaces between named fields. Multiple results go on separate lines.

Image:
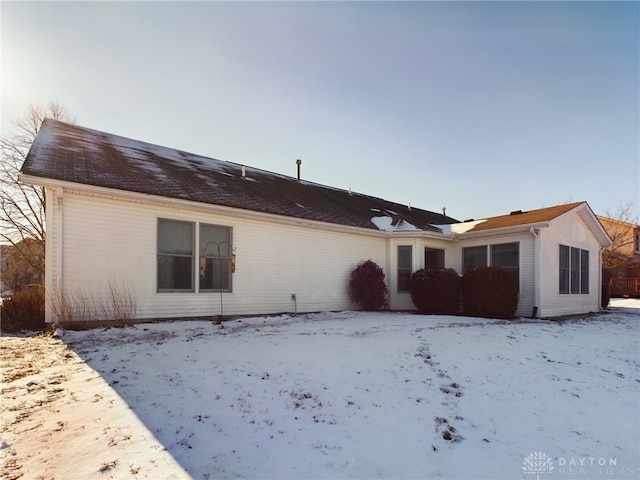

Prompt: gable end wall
xmin=538 ymin=212 xmax=602 ymax=317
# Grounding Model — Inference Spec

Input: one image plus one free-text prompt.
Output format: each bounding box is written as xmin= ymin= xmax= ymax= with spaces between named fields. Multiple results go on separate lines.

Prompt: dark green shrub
xmin=349 ymin=260 xmax=389 ymax=310
xmin=409 ymin=268 xmax=461 ymax=314
xmin=462 ymin=267 xmax=518 ymax=319
xmin=1 ymin=286 xmax=45 ymax=332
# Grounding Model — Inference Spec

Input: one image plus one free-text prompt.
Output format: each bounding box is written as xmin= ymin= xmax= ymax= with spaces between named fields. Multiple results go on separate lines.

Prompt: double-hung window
xmin=559 ymin=245 xmax=589 ymax=294
xmin=397 ymin=245 xmax=412 ymax=292
xmin=199 ymin=223 xmax=232 ymax=292
xmin=157 ymin=219 xmax=194 ymax=291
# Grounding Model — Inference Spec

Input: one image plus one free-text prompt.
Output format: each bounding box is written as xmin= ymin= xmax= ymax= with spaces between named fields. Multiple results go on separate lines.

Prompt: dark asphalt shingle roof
xmin=21 ymin=119 xmax=458 ymax=232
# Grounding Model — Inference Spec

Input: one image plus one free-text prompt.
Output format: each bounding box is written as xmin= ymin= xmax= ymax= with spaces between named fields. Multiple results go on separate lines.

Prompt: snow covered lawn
xmin=2 ymin=300 xmax=639 ymax=479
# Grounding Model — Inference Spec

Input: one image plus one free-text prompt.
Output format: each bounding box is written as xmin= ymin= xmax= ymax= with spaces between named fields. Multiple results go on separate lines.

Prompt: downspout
xmin=530 ymin=227 xmax=540 ymax=318
xmin=598 ymin=246 xmax=606 ymax=310
xmin=47 ymin=187 xmax=64 ymax=324
xmin=385 ymin=234 xmax=393 ymax=310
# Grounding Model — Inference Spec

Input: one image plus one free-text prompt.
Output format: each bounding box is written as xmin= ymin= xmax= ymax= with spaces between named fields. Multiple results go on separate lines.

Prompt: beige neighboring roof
xmin=466 ymin=202 xmax=585 ymax=232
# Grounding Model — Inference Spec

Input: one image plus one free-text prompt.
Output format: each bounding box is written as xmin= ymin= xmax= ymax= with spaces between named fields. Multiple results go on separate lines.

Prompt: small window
xmin=425 ymin=248 xmax=445 ymax=270
xmin=158 ymin=219 xmax=194 ymax=291
xmin=199 ymin=224 xmax=233 ymax=291
xmin=463 ymin=245 xmax=487 ymax=273
xmin=397 ymin=245 xmax=412 ymax=292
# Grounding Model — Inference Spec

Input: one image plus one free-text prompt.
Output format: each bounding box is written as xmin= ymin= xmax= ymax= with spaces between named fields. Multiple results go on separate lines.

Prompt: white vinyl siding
xmin=537 ymin=211 xmax=601 ymax=317
xmin=43 ymin=188 xmax=606 ymax=323
xmin=51 ymin=190 xmax=387 ymax=322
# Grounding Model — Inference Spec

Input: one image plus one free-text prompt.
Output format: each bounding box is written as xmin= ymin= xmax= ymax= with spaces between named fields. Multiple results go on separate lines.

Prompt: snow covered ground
xmin=2 ymin=299 xmax=639 ymax=480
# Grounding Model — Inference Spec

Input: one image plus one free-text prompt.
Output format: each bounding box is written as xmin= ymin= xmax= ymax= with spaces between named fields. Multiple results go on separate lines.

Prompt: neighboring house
xmin=597 ymin=216 xmax=640 ymax=297
xmin=0 ymin=239 xmax=44 ymax=293
xmin=19 ymin=119 xmax=611 ymax=323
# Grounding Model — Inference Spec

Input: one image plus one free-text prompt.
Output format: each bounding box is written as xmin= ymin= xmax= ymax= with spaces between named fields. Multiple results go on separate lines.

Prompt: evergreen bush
xmin=1 ymin=286 xmax=45 ymax=332
xmin=409 ymin=268 xmax=461 ymax=314
xmin=462 ymin=266 xmax=518 ymax=319
xmin=348 ymin=260 xmax=389 ymax=311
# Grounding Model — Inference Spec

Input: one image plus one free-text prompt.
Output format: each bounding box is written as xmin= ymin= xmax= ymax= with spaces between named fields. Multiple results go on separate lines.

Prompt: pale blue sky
xmin=2 ymin=1 xmax=638 ymax=221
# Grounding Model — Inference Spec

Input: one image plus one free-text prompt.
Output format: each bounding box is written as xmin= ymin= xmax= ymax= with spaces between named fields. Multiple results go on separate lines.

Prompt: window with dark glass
xmin=158 ymin=219 xmax=194 ymax=291
xmin=425 ymin=248 xmax=445 ymax=270
xmin=491 ymin=242 xmax=519 ymax=291
xmin=199 ymin=224 xmax=232 ymax=291
xmin=397 ymin=245 xmax=412 ymax=292
xmin=559 ymin=245 xmax=570 ymax=294
xmin=580 ymin=249 xmax=589 ymax=294
xmin=462 ymin=245 xmax=487 ymax=272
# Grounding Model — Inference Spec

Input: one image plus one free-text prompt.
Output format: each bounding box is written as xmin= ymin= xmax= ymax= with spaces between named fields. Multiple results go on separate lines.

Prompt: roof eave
xmin=458 ymin=221 xmax=551 ymax=238
xmin=19 ymin=175 xmax=396 ymax=238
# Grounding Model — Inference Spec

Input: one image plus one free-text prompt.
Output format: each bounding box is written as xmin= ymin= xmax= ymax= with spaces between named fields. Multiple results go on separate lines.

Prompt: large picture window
xmin=559 ymin=245 xmax=589 ymax=294
xmin=157 ymin=219 xmax=194 ymax=291
xmin=463 ymin=243 xmax=519 ymax=291
xmin=397 ymin=245 xmax=412 ymax=292
xmin=491 ymin=243 xmax=519 ymax=290
xmin=462 ymin=245 xmax=487 ymax=272
xmin=200 ymin=224 xmax=232 ymax=291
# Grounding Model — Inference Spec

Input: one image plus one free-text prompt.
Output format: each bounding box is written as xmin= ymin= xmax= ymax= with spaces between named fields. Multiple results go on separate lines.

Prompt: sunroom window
xmin=559 ymin=245 xmax=589 ymax=294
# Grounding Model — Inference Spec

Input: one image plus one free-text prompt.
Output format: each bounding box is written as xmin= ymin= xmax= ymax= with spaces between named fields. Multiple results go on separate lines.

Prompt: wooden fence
xmin=609 ymin=277 xmax=640 ymax=298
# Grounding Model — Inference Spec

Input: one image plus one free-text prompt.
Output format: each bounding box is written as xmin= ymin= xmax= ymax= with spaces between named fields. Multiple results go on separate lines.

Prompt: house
xmin=597 ymin=216 xmax=640 ymax=297
xmin=19 ymin=119 xmax=611 ymax=324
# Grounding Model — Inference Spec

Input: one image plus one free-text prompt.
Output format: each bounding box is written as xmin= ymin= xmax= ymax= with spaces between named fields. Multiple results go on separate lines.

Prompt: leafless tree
xmin=599 ymin=200 xmax=639 ymax=271
xmin=0 ymin=102 xmax=74 ymax=275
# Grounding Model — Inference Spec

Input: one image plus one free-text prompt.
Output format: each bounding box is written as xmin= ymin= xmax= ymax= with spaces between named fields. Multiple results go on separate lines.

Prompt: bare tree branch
xmin=599 ymin=201 xmax=640 ymax=271
xmin=0 ymin=101 xmax=75 ymax=276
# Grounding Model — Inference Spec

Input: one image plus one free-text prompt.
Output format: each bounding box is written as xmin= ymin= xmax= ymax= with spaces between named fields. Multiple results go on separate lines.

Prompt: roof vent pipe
xmin=241 ymin=165 xmax=246 ymax=178
xmin=296 ymin=159 xmax=302 ymax=181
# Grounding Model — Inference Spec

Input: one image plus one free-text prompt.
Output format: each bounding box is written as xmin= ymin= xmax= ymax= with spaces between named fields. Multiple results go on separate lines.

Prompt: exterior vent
xmin=296 ymin=159 xmax=302 ymax=181
xmin=510 ymin=210 xmax=524 ymax=215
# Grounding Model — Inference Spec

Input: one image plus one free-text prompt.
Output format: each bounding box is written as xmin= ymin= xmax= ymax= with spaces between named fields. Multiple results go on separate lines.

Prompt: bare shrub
xmin=99 ymin=280 xmax=137 ymax=327
xmin=50 ymin=280 xmax=137 ymax=327
xmin=50 ymin=283 xmax=94 ymax=326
